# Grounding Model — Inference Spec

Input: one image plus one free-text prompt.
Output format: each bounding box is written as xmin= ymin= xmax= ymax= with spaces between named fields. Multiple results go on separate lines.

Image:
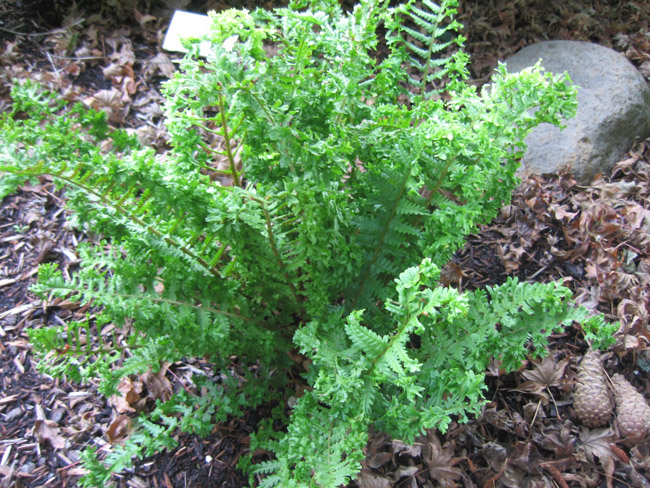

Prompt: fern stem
xmin=247 ymin=89 xmax=276 ymax=126
xmin=419 ymin=27 xmax=436 ymax=98
xmin=71 ymin=343 xmax=141 ymax=356
xmin=40 ymin=168 xmax=223 ymax=279
xmin=250 ymin=195 xmax=306 ymax=318
xmin=350 ymin=160 xmax=414 ymax=310
xmin=366 ymin=265 xmax=423 ymax=377
xmin=425 ymin=154 xmax=456 ymax=208
xmin=216 ymin=89 xmax=242 ymax=187
xmin=290 ymin=37 xmax=308 ymax=101
xmin=111 ymin=291 xmax=255 ymax=323
xmin=51 ymin=282 xmax=281 ymax=332
xmin=414 ymin=0 xmax=453 ymax=98
xmin=246 ymin=81 xmax=298 ymax=175
xmin=368 ymin=311 xmax=411 ymax=377
xmin=405 ymin=154 xmax=457 ymax=251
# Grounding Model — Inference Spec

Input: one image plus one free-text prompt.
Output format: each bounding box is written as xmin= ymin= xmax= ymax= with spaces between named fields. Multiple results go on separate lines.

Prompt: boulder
xmin=503 ymin=40 xmax=650 ymax=184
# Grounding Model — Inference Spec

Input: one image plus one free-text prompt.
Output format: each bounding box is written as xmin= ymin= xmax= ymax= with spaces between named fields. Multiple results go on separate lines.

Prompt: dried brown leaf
xmin=367 ymin=451 xmax=392 ymax=469
xmin=509 ymin=441 xmax=542 ymax=475
xmin=578 ymin=428 xmax=616 ymax=464
xmin=392 ymin=439 xmax=421 ymax=458
xmin=134 ymin=9 xmax=157 ymax=29
xmin=33 ymin=405 xmax=65 ymax=449
xmin=109 ymin=377 xmax=144 ymax=413
xmin=146 ymin=52 xmax=176 ymax=78
xmin=478 ymin=442 xmax=507 ymax=473
xmin=517 ymin=356 xmax=568 ymax=403
xmin=421 ymin=432 xmax=463 ymax=488
xmin=533 ymin=422 xmax=575 ymax=459
xmin=394 ymin=466 xmax=419 ymax=479
xmin=142 ymin=364 xmax=172 ymax=402
xmin=357 ymin=469 xmax=392 ymax=488
xmin=84 ymin=88 xmax=127 ymax=124
xmin=102 ymin=63 xmax=123 ymax=79
xmin=521 ymin=356 xmax=568 ymax=388
xmin=440 ymin=261 xmax=466 ymax=287
xmin=590 ymin=178 xmax=637 ymax=203
xmin=369 ymin=432 xmax=391 ymax=451
xmin=110 ymin=42 xmax=136 ymax=66
xmin=499 ymin=464 xmax=526 ymax=488
xmin=106 ymin=414 xmax=132 ymax=444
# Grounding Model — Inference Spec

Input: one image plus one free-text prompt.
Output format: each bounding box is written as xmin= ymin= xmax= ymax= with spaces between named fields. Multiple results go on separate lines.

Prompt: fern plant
xmin=0 ymin=0 xmax=616 ymax=485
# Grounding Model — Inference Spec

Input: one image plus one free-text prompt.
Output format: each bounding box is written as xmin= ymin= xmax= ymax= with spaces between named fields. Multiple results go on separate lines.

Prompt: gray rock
xmin=504 ymin=40 xmax=650 ymax=184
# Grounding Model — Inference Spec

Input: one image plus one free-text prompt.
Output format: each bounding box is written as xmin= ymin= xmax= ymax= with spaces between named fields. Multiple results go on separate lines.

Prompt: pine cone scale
xmin=573 ymin=350 xmax=613 ymax=428
xmin=611 ymin=373 xmax=650 ymax=442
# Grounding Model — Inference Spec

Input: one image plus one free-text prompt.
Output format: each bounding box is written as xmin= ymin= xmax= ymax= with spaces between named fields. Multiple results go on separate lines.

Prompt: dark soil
xmin=1 ymin=1 xmax=650 ymax=487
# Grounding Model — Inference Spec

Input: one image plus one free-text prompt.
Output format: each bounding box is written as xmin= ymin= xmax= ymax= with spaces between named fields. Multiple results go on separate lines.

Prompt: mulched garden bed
xmin=1 ymin=1 xmax=650 ymax=486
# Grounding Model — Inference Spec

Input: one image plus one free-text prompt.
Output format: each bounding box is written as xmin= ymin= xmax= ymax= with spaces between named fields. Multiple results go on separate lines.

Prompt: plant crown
xmin=0 ymin=0 xmax=617 ymax=485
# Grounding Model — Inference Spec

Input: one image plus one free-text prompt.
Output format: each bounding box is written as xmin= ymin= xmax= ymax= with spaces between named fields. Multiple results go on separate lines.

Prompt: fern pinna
xmin=0 ymin=0 xmax=616 ymax=486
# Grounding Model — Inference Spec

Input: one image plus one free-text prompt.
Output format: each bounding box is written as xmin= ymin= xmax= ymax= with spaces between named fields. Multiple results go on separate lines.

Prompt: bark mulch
xmin=1 ymin=1 xmax=650 ymax=487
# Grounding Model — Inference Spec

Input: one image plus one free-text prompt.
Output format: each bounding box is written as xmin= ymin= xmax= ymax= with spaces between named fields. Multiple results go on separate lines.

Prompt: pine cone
xmin=573 ymin=350 xmax=613 ymax=428
xmin=611 ymin=373 xmax=650 ymax=442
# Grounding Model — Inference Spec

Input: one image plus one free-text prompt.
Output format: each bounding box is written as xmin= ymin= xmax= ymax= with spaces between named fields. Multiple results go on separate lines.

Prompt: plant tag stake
xmin=163 ymin=10 xmax=212 ymax=56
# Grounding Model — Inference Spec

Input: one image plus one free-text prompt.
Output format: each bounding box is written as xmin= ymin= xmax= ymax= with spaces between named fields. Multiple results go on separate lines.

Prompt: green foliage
xmin=0 ymin=0 xmax=616 ymax=486
xmin=385 ymin=0 xmax=468 ymax=97
xmin=77 ymin=405 xmax=181 ymax=488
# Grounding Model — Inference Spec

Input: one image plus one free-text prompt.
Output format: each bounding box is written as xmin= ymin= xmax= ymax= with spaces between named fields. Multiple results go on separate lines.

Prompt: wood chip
xmin=0 ymin=445 xmax=11 ymax=466
xmin=0 ymin=278 xmax=16 ymax=288
xmin=13 ymin=356 xmax=24 ymax=375
xmin=0 ymin=395 xmax=18 ymax=406
xmin=0 ymin=302 xmax=38 ymax=320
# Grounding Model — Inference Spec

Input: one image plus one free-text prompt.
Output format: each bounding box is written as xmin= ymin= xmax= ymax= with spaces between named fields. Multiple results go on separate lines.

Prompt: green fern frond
xmin=348 ymin=152 xmax=417 ymax=313
xmin=0 ymin=2 xmax=599 ymax=486
xmin=257 ymin=392 xmax=368 ymax=488
xmin=385 ymin=0 xmax=466 ymax=98
xmin=345 ymin=317 xmax=388 ymax=358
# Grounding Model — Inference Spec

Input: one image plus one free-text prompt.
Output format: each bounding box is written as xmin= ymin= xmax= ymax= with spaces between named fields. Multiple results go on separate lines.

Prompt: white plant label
xmin=163 ymin=10 xmax=213 ymax=57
